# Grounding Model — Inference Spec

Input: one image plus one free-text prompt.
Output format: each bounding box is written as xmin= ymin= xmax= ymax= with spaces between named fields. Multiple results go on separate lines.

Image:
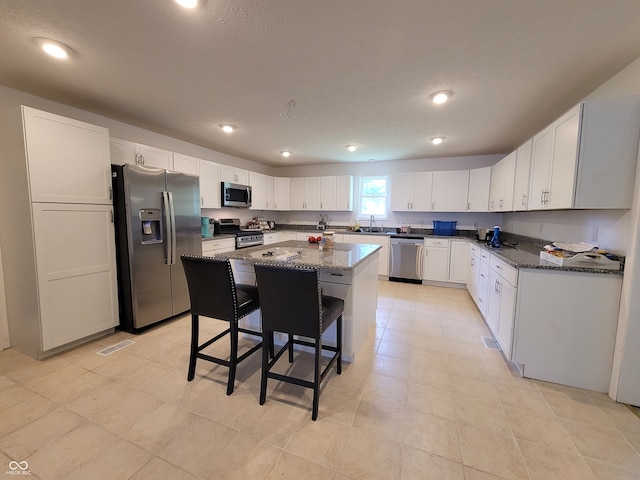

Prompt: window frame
xmin=357 ymin=175 xmax=391 ymax=222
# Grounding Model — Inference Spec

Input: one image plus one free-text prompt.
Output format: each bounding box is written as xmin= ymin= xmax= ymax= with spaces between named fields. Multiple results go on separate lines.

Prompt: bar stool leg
xmin=227 ymin=323 xmax=239 ymax=395
xmin=187 ymin=314 xmax=199 ymax=381
xmin=259 ymin=330 xmax=270 ymax=406
xmin=337 ymin=315 xmax=343 ymax=375
xmin=312 ymin=337 xmax=322 ymax=421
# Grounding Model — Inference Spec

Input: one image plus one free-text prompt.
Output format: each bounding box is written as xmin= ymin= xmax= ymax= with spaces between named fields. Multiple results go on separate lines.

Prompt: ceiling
xmin=1 ymin=1 xmax=640 ymax=167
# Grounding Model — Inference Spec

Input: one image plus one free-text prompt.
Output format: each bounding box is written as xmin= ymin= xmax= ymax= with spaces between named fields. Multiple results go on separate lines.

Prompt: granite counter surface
xmin=474 ymin=241 xmax=624 ymax=275
xmin=214 ymin=240 xmax=382 ymax=271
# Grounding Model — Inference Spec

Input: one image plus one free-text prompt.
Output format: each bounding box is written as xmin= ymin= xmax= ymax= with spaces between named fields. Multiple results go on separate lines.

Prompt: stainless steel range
xmin=217 ymin=218 xmax=264 ymax=249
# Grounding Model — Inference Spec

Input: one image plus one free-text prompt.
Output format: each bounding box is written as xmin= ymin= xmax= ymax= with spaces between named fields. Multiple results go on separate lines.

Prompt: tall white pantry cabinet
xmin=0 ymin=106 xmax=118 ymax=359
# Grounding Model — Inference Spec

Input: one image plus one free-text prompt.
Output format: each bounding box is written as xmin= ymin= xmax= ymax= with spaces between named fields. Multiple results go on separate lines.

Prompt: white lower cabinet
xmin=33 ymin=203 xmax=119 ymax=351
xmin=476 ymin=250 xmax=491 ymax=317
xmin=202 ymin=237 xmax=235 ymax=256
xmin=422 ymin=238 xmax=449 ymax=282
xmin=486 ymin=261 xmax=517 ymax=359
xmin=448 ymin=240 xmax=468 ymax=283
xmin=263 ymin=232 xmax=278 ymax=245
xmin=467 ymin=244 xmax=480 ymax=303
xmin=278 ymin=231 xmax=297 ymax=242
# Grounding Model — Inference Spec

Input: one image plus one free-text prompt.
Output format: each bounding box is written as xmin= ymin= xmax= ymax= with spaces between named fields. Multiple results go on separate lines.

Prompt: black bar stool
xmin=254 ymin=264 xmax=343 ymax=420
xmin=181 ymin=255 xmax=262 ymax=395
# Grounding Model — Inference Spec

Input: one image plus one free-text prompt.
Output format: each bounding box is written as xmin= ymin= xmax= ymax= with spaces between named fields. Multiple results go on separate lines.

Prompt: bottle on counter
xmin=323 ymin=231 xmax=335 ymax=250
xmin=491 ymin=226 xmax=502 ymax=248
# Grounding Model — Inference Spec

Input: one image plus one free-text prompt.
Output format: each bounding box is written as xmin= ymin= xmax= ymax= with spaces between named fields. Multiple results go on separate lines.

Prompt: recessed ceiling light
xmin=219 ymin=124 xmax=236 ymax=133
xmin=36 ymin=38 xmax=71 ymax=59
xmin=175 ymin=0 xmax=199 ymax=8
xmin=281 ymin=151 xmax=291 ymax=157
xmin=346 ymin=145 xmax=358 ymax=152
xmin=431 ymin=137 xmax=446 ymax=145
xmin=430 ymin=90 xmax=453 ymax=104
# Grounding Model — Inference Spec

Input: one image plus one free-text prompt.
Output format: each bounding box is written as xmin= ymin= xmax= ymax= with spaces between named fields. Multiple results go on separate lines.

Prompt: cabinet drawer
xmin=319 ymin=268 xmax=352 ymax=285
xmin=469 ymin=243 xmax=480 ymax=256
xmin=490 ymin=255 xmax=518 ymax=286
xmin=424 ymin=238 xmax=449 ymax=247
xmin=480 ymin=249 xmax=491 ymax=262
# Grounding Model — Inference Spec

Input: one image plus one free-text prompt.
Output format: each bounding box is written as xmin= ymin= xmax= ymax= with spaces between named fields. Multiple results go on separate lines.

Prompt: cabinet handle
xmin=467 ymin=201 xmax=471 ymax=210
xmin=431 ymin=202 xmax=435 ymax=210
xmin=320 ymin=202 xmax=323 ymax=208
xmin=407 ymin=202 xmax=410 ymax=209
xmin=201 ymin=196 xmax=204 ymax=206
xmin=499 ymin=199 xmax=504 ymax=208
xmin=109 ymin=186 xmax=112 ymax=201
xmin=110 ymin=210 xmax=114 ymax=223
xmin=521 ymin=194 xmax=527 ymax=206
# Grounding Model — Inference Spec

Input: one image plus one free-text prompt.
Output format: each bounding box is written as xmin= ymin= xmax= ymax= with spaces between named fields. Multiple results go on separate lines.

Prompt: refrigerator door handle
xmin=168 ymin=191 xmax=177 ymax=265
xmin=162 ymin=191 xmax=172 ymax=265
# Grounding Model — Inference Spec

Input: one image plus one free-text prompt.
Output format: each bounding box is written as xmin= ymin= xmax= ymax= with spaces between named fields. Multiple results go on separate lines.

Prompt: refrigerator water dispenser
xmin=139 ymin=209 xmax=162 ymax=244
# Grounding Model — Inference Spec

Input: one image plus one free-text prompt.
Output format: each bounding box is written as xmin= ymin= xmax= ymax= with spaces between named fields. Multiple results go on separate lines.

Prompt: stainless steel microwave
xmin=222 ymin=181 xmax=252 ymax=208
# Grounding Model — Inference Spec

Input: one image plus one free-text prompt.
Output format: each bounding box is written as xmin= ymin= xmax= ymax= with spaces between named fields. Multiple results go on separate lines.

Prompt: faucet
xmin=369 ymin=215 xmax=376 ymax=231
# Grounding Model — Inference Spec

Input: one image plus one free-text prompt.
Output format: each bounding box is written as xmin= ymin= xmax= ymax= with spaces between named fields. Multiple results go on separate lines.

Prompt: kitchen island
xmin=215 ymin=241 xmax=381 ymax=361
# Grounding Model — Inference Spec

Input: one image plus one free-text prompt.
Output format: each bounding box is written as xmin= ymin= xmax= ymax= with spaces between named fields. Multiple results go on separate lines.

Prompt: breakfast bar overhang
xmin=214 ymin=240 xmax=381 ymax=362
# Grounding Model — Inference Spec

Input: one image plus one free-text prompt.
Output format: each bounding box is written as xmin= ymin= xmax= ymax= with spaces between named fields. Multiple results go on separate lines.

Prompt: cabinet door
xmin=290 ymin=178 xmax=306 ymax=210
xmin=110 ymin=138 xmax=138 ymax=166
xmin=467 ymin=167 xmax=491 ymax=212
xmin=305 ymin=177 xmax=322 ymax=210
xmin=336 ymin=175 xmax=354 ymax=211
xmin=391 ymin=173 xmax=413 ymax=211
xmin=273 ymin=177 xmax=290 ymax=210
xmin=467 ymin=252 xmax=479 ymax=302
xmin=265 ymin=175 xmax=274 ymax=210
xmin=199 ymin=161 xmax=221 ymax=208
xmin=343 ymin=234 xmax=389 ymax=276
xmin=477 ymin=259 xmax=490 ymax=316
xmin=547 ymin=104 xmax=580 ymax=209
xmin=496 ymin=279 xmax=516 ymax=359
xmin=139 ymin=144 xmax=172 ymax=169
xmin=278 ymin=232 xmax=297 ymax=241
xmin=32 ymin=203 xmax=118 ymax=350
xmin=23 ymin=107 xmax=112 ymax=204
xmin=320 ymin=176 xmax=337 ymax=210
xmin=448 ymin=240 xmax=468 ymax=283
xmin=513 ymin=140 xmax=533 ymax=211
xmin=501 ymin=151 xmax=517 ymax=211
xmin=432 ymin=170 xmax=469 ymax=212
xmin=220 ymin=165 xmax=248 ymax=184
xmin=423 ymin=247 xmax=448 ymax=281
xmin=486 ymin=270 xmax=501 ymax=336
xmin=249 ymin=172 xmax=267 ymax=210
xmin=411 ymin=172 xmax=433 ymax=211
xmin=173 ymin=153 xmax=200 ymax=175
xmin=529 ymin=126 xmax=553 ymax=210
xmin=489 ymin=159 xmax=505 ymax=212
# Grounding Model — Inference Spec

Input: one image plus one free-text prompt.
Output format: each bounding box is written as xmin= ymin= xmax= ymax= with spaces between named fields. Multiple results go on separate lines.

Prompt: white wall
xmin=0 ymin=243 xmax=9 ymax=349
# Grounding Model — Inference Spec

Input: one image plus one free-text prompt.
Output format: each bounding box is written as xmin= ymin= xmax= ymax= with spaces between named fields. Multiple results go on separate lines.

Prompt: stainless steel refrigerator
xmin=112 ymin=164 xmax=202 ymax=331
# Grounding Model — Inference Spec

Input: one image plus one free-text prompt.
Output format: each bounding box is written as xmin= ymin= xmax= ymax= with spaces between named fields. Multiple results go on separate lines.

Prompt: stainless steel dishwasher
xmin=389 ymin=236 xmax=424 ymax=283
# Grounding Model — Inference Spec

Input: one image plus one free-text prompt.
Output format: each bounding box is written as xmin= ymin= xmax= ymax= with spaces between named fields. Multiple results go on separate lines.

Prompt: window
xmin=358 ymin=175 xmax=390 ymax=221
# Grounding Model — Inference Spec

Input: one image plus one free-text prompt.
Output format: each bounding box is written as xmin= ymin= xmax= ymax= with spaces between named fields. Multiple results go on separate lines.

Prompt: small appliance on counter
xmin=201 ymin=216 xmax=212 ymax=238
xmin=476 ymin=228 xmax=492 ymax=242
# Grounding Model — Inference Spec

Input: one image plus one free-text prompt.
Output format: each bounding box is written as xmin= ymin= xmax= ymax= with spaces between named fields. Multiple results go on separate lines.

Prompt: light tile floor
xmin=1 ymin=281 xmax=640 ymax=479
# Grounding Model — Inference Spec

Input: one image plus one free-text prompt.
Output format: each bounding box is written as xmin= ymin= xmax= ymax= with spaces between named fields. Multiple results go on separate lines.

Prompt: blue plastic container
xmin=433 ymin=220 xmax=457 ymax=236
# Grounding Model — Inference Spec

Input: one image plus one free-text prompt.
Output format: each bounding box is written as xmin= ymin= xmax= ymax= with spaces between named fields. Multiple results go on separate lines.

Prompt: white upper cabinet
xmin=513 ymin=139 xmax=533 ymax=211
xmin=250 ymin=172 xmax=275 ymax=210
xmin=391 ymin=172 xmax=433 ymax=211
xmin=336 ymin=175 xmax=354 ymax=211
xmin=529 ymin=96 xmax=640 ymax=210
xmin=23 ymin=106 xmax=112 ymax=205
xmin=273 ymin=177 xmax=290 ymax=210
xmin=320 ymin=176 xmax=337 ymax=210
xmin=318 ymin=175 xmax=354 ymax=211
xmin=199 ymin=160 xmax=221 ymax=208
xmin=109 ymin=138 xmax=172 ymax=170
xmin=467 ymin=167 xmax=491 ymax=212
xmin=432 ymin=170 xmax=469 ymax=212
xmin=220 ymin=165 xmax=249 ymax=185
xmin=173 ymin=153 xmax=200 ymax=176
xmin=489 ymin=151 xmax=516 ymax=212
xmin=290 ymin=177 xmax=321 ymax=210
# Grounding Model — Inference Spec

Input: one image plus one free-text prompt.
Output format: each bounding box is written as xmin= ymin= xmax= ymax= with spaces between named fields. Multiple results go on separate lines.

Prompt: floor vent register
xmin=97 ymin=339 xmax=136 ymax=356
xmin=481 ymin=336 xmax=501 ymax=351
